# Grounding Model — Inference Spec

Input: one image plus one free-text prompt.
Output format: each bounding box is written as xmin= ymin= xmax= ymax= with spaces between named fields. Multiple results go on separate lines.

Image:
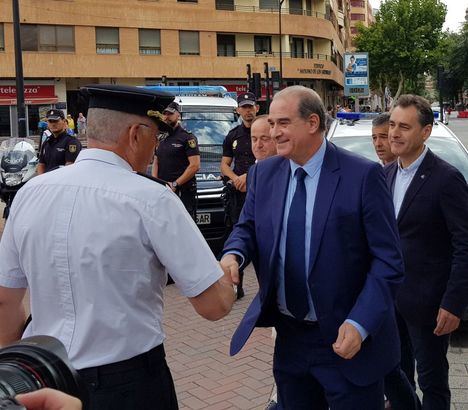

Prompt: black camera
xmin=0 ymin=336 xmax=84 ymax=409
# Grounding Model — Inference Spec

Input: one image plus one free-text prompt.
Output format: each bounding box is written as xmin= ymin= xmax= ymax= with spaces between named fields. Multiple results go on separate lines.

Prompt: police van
xmin=144 ymin=86 xmax=239 ymax=249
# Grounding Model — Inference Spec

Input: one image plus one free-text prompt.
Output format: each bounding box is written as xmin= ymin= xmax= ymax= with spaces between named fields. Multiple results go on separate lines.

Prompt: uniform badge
xmin=188 ymin=139 xmax=197 ymax=149
xmin=233 ymin=140 xmax=238 ymax=149
xmin=69 ymin=144 xmax=77 ymax=153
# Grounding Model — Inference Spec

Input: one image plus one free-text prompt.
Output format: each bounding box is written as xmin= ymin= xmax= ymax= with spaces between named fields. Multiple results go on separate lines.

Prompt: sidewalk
xmin=163 ymin=268 xmax=275 ymax=410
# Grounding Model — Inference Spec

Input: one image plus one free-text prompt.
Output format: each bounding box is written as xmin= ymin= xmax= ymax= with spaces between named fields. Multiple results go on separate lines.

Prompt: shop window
xmin=179 ymin=31 xmax=199 ymax=55
xmin=139 ymin=29 xmax=161 ymax=55
xmin=96 ymin=27 xmax=119 ymax=54
xmin=0 ymin=24 xmax=4 ymax=51
xmin=21 ymin=24 xmax=75 ymax=52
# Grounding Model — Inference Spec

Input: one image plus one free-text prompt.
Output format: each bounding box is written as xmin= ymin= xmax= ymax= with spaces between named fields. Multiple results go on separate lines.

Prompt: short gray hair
xmin=273 ymin=86 xmax=326 ymax=132
xmin=372 ymin=113 xmax=390 ymax=127
xmin=86 ymin=108 xmax=147 ymax=144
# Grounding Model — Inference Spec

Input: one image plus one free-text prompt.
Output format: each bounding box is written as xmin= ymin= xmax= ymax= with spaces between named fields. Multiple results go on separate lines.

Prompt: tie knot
xmin=295 ymin=167 xmax=307 ymax=181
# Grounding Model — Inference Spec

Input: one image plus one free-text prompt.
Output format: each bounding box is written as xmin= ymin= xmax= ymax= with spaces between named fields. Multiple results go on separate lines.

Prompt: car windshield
xmin=181 ymin=112 xmax=238 ymax=173
xmin=181 ymin=112 xmax=238 ymax=145
xmin=331 ymin=136 xmax=468 ymax=181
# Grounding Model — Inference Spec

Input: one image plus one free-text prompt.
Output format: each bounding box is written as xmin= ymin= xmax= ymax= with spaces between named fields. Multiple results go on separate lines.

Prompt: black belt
xmin=78 ymin=344 xmax=165 ymax=380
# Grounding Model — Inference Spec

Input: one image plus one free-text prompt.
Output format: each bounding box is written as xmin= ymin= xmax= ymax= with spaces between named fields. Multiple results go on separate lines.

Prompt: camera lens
xmin=0 ymin=336 xmax=83 ymax=400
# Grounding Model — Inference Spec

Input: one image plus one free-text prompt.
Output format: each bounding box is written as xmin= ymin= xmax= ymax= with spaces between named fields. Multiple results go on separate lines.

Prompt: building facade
xmin=0 ymin=0 xmax=350 ymax=136
xmin=349 ymin=0 xmax=373 ymax=46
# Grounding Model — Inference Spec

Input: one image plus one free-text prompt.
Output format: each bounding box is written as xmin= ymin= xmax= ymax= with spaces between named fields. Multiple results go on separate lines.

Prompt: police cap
xmin=163 ymin=101 xmax=181 ymax=114
xmin=46 ymin=109 xmax=65 ymax=120
xmin=80 ymin=84 xmax=175 ymax=134
xmin=237 ymin=92 xmax=256 ymax=107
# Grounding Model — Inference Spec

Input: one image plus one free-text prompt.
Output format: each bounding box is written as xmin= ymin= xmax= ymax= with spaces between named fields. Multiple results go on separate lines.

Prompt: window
xmin=215 ymin=0 xmax=234 ymax=10
xmin=291 ymin=37 xmax=304 ymax=58
xmin=351 ymin=26 xmax=358 ymax=34
xmin=305 ymin=0 xmax=312 ymax=16
xmin=179 ymin=31 xmax=199 ymax=55
xmin=96 ymin=27 xmax=119 ymax=54
xmin=306 ymin=39 xmax=313 ymax=59
xmin=259 ymin=0 xmax=278 ymax=10
xmin=351 ymin=0 xmax=365 ymax=7
xmin=21 ymin=24 xmax=75 ymax=52
xmin=289 ymin=0 xmax=303 ymax=15
xmin=217 ymin=34 xmax=235 ymax=56
xmin=178 ymin=0 xmax=197 ymax=2
xmin=351 ymin=13 xmax=365 ymax=21
xmin=254 ymin=36 xmax=272 ymax=54
xmin=139 ymin=29 xmax=161 ymax=55
xmin=0 ymin=24 xmax=4 ymax=51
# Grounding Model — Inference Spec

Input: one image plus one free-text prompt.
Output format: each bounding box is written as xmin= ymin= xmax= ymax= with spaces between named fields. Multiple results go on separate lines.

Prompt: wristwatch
xmin=171 ymin=181 xmax=179 ymax=189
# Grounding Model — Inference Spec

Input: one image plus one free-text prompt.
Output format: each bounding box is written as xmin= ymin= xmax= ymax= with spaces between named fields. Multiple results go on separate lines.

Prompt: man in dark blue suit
xmin=220 ymin=86 xmax=404 ymax=409
xmin=385 ymin=95 xmax=468 ymax=409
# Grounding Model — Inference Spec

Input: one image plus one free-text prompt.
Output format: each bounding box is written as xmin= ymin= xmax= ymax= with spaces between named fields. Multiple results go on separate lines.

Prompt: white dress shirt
xmin=393 ymin=145 xmax=428 ymax=217
xmin=0 ymin=149 xmax=223 ymax=369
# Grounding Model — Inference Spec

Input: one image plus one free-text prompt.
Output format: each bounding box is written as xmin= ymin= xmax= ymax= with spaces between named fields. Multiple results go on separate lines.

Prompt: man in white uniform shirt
xmin=0 ymin=85 xmax=235 ymax=410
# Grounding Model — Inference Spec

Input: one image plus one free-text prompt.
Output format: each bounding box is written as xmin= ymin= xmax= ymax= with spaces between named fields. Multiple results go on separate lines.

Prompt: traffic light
xmin=252 ymin=73 xmax=262 ymax=99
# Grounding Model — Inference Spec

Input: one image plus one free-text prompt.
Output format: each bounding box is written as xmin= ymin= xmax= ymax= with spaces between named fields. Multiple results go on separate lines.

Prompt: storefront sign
xmin=0 ymin=85 xmax=57 ymax=105
xmin=298 ymin=63 xmax=332 ymax=76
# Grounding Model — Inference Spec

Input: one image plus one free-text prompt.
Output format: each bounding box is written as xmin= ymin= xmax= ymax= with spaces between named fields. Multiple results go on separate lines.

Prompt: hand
xmin=236 ymin=174 xmax=247 ymax=192
xmin=333 ymin=322 xmax=363 ymax=360
xmin=16 ymin=388 xmax=82 ymax=410
xmin=220 ymin=254 xmax=240 ymax=285
xmin=434 ymin=308 xmax=460 ymax=336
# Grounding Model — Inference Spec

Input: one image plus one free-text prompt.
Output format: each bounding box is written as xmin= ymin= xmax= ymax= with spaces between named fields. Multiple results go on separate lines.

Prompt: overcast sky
xmin=368 ymin=0 xmax=467 ymax=32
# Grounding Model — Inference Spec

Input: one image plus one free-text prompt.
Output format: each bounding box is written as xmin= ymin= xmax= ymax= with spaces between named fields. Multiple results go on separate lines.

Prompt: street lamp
xmin=278 ymin=0 xmax=285 ymax=88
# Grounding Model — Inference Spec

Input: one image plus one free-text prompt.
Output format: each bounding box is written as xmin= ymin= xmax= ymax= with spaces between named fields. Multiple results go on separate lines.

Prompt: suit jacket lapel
xmin=308 ymin=142 xmax=340 ymax=274
xmin=386 ymin=162 xmax=398 ymax=194
xmin=397 ymin=149 xmax=434 ymax=224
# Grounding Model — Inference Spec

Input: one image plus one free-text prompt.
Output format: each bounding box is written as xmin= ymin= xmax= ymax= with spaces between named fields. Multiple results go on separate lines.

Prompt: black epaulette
xmin=136 ymin=172 xmax=168 ymax=187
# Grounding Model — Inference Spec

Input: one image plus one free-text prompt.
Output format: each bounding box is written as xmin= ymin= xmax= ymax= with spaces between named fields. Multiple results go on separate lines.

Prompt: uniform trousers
xmin=273 ymin=314 xmax=384 ymax=410
xmin=178 ymin=188 xmax=197 ymax=221
xmin=77 ymin=344 xmax=178 ymax=410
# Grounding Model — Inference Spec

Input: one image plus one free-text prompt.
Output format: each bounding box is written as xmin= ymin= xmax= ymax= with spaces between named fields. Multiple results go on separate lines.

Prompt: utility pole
xmin=278 ymin=0 xmax=285 ymax=89
xmin=437 ymin=66 xmax=444 ymax=123
xmin=264 ymin=62 xmax=271 ymax=113
xmin=12 ymin=0 xmax=26 ymax=138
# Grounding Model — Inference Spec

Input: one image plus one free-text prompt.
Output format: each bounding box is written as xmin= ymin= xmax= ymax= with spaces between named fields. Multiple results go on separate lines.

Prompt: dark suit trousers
xmin=406 ymin=322 xmax=450 ymax=410
xmin=384 ymin=310 xmax=421 ymax=410
xmin=78 ymin=344 xmax=178 ymax=410
xmin=273 ymin=315 xmax=384 ymax=410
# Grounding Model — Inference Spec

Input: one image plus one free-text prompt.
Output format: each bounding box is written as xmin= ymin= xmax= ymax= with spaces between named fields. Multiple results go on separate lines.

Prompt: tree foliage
xmin=354 ymin=0 xmax=447 ymax=102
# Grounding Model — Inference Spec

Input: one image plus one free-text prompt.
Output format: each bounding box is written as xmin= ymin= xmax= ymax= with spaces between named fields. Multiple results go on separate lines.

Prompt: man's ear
xmin=308 ymin=113 xmax=320 ymax=134
xmin=127 ymin=124 xmax=141 ymax=152
xmin=422 ymin=124 xmax=432 ymax=141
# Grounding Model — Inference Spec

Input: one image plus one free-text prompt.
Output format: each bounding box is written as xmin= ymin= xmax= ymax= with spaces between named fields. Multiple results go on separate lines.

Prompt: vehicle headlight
xmin=3 ymin=172 xmax=25 ymax=186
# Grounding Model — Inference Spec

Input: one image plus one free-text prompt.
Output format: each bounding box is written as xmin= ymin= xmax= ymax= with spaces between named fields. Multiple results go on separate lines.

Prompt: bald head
xmin=251 ymin=115 xmax=277 ymax=161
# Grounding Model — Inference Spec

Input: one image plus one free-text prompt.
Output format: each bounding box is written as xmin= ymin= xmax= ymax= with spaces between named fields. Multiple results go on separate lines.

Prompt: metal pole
xmin=437 ymin=66 xmax=444 ymax=123
xmin=279 ymin=0 xmax=284 ymax=89
xmin=264 ymin=62 xmax=270 ymax=113
xmin=12 ymin=0 xmax=26 ymax=138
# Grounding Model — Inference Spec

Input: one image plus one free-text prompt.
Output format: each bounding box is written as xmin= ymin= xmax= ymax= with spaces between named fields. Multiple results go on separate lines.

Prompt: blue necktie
xmin=285 ymin=167 xmax=309 ymax=320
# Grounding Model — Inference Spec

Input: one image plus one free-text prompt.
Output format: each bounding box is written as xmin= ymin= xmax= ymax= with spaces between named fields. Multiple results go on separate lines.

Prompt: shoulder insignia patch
xmin=188 ymin=139 xmax=197 ymax=149
xmin=69 ymin=144 xmax=77 ymax=153
xmin=232 ymin=140 xmax=238 ymax=149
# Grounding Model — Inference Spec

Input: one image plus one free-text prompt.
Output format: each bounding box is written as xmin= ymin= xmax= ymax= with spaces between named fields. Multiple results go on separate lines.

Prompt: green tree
xmin=354 ymin=0 xmax=447 ymax=103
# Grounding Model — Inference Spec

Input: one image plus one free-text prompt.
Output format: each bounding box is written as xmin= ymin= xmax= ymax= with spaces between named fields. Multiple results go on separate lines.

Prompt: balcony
xmin=217 ymin=50 xmax=336 ymax=61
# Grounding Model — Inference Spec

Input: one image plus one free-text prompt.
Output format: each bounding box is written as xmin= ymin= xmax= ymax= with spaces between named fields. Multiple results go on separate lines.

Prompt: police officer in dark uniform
xmin=220 ymin=92 xmax=258 ymax=298
xmin=152 ymin=102 xmax=200 ymax=220
xmin=37 ymin=109 xmax=82 ymax=174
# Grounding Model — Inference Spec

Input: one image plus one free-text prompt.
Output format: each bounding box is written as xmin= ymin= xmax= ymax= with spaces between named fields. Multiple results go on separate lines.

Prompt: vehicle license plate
xmin=196 ymin=213 xmax=211 ymax=225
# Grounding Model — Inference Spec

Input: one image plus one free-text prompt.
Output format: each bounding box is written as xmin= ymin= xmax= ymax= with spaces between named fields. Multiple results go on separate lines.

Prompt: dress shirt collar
xmin=397 ymin=145 xmax=428 ymax=174
xmin=289 ymin=137 xmax=326 ymax=177
xmin=75 ymin=148 xmax=134 ymax=172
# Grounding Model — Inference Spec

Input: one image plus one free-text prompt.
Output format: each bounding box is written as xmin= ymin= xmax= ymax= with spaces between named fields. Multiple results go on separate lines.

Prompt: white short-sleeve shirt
xmin=0 ymin=149 xmax=223 ymax=369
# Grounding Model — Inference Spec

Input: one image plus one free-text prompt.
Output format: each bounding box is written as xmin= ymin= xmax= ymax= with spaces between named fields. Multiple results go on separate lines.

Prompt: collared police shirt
xmin=39 ymin=131 xmax=82 ymax=172
xmin=222 ymin=122 xmax=255 ymax=176
xmin=155 ymin=125 xmax=199 ymax=187
xmin=0 ymin=149 xmax=223 ymax=370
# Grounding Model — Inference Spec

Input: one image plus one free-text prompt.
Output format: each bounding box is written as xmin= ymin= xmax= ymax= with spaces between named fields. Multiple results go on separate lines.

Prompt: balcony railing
xmin=217 ymin=50 xmax=336 ymax=61
xmin=215 ymin=3 xmax=327 ymax=19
